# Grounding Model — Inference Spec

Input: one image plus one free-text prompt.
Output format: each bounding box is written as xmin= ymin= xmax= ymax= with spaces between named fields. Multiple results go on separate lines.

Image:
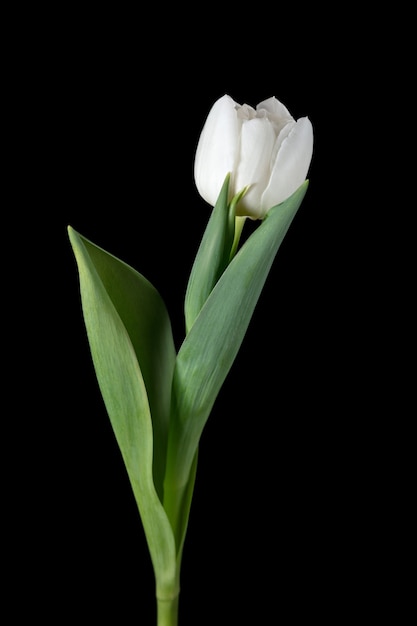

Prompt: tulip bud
xmin=194 ymin=94 xmax=313 ymax=219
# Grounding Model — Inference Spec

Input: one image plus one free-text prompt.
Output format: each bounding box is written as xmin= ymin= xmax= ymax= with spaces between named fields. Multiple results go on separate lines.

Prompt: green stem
xmin=230 ymin=215 xmax=247 ymax=260
xmin=157 ymin=593 xmax=179 ymax=626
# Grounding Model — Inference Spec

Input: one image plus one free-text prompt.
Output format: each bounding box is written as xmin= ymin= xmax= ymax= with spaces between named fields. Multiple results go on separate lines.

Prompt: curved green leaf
xmin=70 ymin=228 xmax=176 ymax=499
xmin=166 ymin=182 xmax=309 ymax=490
xmin=68 ymin=226 xmax=177 ymax=596
xmin=184 ymin=174 xmax=235 ymax=333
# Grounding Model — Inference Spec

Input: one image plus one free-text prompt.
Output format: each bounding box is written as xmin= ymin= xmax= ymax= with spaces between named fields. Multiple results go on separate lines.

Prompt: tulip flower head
xmin=194 ymin=94 xmax=313 ymax=219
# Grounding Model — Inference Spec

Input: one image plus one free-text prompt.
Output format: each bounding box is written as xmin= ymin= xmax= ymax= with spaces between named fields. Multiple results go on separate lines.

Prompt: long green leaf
xmin=184 ymin=174 xmax=235 ymax=333
xmin=166 ymin=182 xmax=309 ymax=490
xmin=71 ymin=229 xmax=176 ymax=499
xmin=68 ymin=226 xmax=177 ymax=596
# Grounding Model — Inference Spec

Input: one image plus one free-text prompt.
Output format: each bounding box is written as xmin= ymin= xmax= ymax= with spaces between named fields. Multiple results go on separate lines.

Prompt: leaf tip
xmin=67 ymin=224 xmax=79 ymax=240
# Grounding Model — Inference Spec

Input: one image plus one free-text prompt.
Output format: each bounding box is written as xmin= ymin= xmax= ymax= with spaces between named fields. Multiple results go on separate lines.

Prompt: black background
xmin=9 ymin=6 xmax=402 ymax=625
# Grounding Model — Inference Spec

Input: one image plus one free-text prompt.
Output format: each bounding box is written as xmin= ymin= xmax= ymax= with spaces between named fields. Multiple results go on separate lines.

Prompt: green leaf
xmin=166 ymin=182 xmax=309 ymax=490
xmin=184 ymin=174 xmax=235 ymax=333
xmin=68 ymin=226 xmax=177 ymax=597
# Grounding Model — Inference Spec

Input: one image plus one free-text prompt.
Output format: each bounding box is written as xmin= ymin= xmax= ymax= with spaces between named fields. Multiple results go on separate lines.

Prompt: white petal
xmin=234 ymin=117 xmax=276 ymax=219
xmin=194 ymin=95 xmax=240 ymax=206
xmin=261 ymin=116 xmax=313 ymax=213
xmin=256 ymin=96 xmax=294 ymax=135
xmin=270 ymin=120 xmax=296 ymax=162
xmin=236 ymin=102 xmax=257 ymax=121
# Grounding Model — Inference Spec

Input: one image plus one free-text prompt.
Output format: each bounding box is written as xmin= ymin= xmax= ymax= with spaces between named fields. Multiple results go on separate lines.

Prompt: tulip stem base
xmin=157 ymin=594 xmax=179 ymax=626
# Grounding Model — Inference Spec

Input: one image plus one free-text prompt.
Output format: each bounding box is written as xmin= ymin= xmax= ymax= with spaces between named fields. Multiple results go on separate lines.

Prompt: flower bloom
xmin=194 ymin=94 xmax=313 ymax=219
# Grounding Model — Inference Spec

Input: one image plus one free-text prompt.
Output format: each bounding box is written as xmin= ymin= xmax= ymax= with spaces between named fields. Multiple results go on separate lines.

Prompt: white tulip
xmin=194 ymin=94 xmax=313 ymax=219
